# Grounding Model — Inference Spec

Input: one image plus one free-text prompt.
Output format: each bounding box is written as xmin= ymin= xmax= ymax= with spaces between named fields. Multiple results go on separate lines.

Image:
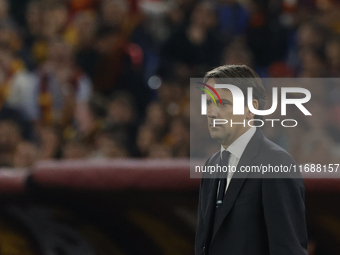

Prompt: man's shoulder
xmin=205 ymin=151 xmax=220 ymax=166
xmin=257 ymin=134 xmax=296 ymax=165
xmin=200 ymin=151 xmax=220 ymax=180
xmin=253 ymin=132 xmax=303 ymax=179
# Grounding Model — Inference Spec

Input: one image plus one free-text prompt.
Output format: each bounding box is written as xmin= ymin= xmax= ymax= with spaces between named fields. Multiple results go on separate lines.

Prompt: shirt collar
xmin=220 ymin=127 xmax=256 ymax=159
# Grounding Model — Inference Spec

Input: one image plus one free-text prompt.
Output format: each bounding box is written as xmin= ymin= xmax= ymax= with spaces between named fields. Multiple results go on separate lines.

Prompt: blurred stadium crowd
xmin=0 ymin=0 xmax=340 ymax=167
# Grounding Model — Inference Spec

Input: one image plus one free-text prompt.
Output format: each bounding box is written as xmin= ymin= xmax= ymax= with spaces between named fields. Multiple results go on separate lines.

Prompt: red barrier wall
xmin=0 ymin=159 xmax=339 ymax=194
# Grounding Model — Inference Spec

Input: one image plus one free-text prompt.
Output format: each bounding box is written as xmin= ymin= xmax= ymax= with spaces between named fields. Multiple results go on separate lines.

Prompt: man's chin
xmin=209 ymin=129 xmax=224 ymax=140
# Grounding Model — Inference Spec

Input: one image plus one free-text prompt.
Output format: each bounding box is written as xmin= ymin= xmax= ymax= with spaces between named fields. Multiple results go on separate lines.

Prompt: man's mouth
xmin=209 ymin=119 xmax=220 ymax=127
xmin=209 ymin=123 xmax=221 ymax=128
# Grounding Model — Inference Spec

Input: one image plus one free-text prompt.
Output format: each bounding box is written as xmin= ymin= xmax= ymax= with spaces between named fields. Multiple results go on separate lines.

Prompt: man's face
xmin=206 ymin=78 xmax=252 ymax=147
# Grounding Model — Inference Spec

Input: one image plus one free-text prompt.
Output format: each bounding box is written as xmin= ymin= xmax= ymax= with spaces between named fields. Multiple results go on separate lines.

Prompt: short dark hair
xmin=203 ymin=65 xmax=266 ymax=119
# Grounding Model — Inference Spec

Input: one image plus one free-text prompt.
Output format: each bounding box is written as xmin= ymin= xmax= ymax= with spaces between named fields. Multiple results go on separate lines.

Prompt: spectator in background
xmin=287 ymin=21 xmax=328 ymax=73
xmin=147 ymin=143 xmax=172 ymax=158
xmin=71 ymin=10 xmax=98 ymax=79
xmin=35 ymin=125 xmax=62 ymax=160
xmin=315 ymin=0 xmax=340 ymax=34
xmin=12 ymin=140 xmax=38 ymax=168
xmin=247 ymin=0 xmax=288 ymax=71
xmin=62 ymin=139 xmax=91 ymax=159
xmin=70 ymin=0 xmax=99 ymax=13
xmin=22 ymin=0 xmax=43 ymax=70
xmin=222 ymin=40 xmax=253 ymax=67
xmin=34 ymin=37 xmax=92 ymax=134
xmin=0 ymin=119 xmax=23 ymax=167
xmin=92 ymin=128 xmax=129 ymax=158
xmin=0 ymin=14 xmax=37 ymax=142
xmin=0 ymin=0 xmax=16 ymax=27
xmin=164 ymin=116 xmax=190 ymax=157
xmin=299 ymin=130 xmax=336 ymax=165
xmin=298 ymin=47 xmax=327 ymax=77
xmin=0 ymin=45 xmax=37 ymax=122
xmin=157 ymin=80 xmax=183 ymax=116
xmin=93 ymin=0 xmax=143 ymax=92
xmin=327 ymin=106 xmax=340 ymax=162
xmin=144 ymin=101 xmax=168 ymax=137
xmin=99 ymin=0 xmax=139 ymax=30
xmin=93 ymin=26 xmax=122 ymax=93
xmin=103 ymin=91 xmax=137 ymax=156
xmin=325 ymin=35 xmax=340 ymax=76
xmin=136 ymin=124 xmax=158 ymax=157
xmin=297 ymin=22 xmax=327 ymax=50
xmin=41 ymin=1 xmax=69 ymax=40
xmin=73 ymin=93 xmax=106 ymax=146
xmin=296 ymin=100 xmax=335 ymax=164
xmin=136 ymin=100 xmax=169 ymax=157
xmin=168 ymin=0 xmax=196 ymax=27
xmin=30 ymin=1 xmax=70 ymax=64
xmin=161 ymin=1 xmax=221 ymax=74
xmin=216 ymin=0 xmax=249 ymax=44
xmin=93 ymin=0 xmax=152 ymax=116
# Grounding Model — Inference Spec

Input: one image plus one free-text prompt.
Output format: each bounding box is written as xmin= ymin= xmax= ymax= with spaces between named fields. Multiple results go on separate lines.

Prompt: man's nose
xmin=207 ymin=104 xmax=218 ymax=118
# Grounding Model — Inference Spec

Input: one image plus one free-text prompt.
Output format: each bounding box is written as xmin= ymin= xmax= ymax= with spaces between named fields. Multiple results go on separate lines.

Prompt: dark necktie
xmin=216 ymin=150 xmax=231 ymax=209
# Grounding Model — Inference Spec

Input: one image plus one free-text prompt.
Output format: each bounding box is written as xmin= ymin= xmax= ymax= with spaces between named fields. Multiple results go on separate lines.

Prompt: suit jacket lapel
xmin=210 ymin=128 xmax=263 ymax=242
xmin=211 ymin=157 xmax=252 ymax=241
xmin=202 ymin=156 xmax=220 ymax=246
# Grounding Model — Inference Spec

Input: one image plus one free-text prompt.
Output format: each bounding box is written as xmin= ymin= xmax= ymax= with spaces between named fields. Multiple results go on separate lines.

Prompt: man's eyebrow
xmin=220 ymin=99 xmax=232 ymax=104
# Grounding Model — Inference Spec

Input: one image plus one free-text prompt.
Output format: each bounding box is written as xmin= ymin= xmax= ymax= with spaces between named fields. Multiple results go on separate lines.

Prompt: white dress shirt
xmin=219 ymin=127 xmax=256 ymax=193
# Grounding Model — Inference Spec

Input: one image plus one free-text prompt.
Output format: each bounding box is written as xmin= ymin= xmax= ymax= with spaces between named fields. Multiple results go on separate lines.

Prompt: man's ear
xmin=246 ymin=99 xmax=259 ymax=119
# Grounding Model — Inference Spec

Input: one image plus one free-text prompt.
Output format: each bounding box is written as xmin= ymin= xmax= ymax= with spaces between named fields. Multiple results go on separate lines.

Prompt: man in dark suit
xmin=195 ymin=65 xmax=308 ymax=255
